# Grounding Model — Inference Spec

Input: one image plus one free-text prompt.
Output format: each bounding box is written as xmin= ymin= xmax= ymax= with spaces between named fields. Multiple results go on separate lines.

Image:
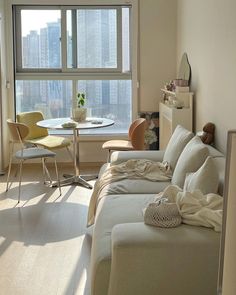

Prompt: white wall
xmin=177 ymin=0 xmax=236 ymax=153
xmin=139 ymin=0 xmax=177 ymax=112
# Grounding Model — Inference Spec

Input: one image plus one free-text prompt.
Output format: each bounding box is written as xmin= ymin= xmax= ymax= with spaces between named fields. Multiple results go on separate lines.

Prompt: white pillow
xmin=171 ymin=136 xmax=209 ymax=188
xmin=163 ymin=125 xmax=194 ymax=171
xmin=183 ymin=157 xmax=219 ymax=194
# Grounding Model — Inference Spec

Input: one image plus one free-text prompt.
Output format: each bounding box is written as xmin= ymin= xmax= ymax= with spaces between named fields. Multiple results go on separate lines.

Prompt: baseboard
xmin=8 ymin=162 xmax=105 ymax=169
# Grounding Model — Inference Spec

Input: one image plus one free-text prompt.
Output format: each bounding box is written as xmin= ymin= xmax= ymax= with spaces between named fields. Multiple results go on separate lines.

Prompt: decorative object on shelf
xmin=199 ymin=122 xmax=215 ymax=145
xmin=163 ymin=53 xmax=191 ymax=97
xmin=175 ymin=86 xmax=190 ymax=93
xmin=178 ymin=52 xmax=191 ymax=84
xmin=164 ymin=80 xmax=175 ymax=92
xmin=72 ymin=92 xmax=87 ymax=122
xmin=159 ymin=89 xmax=193 ymax=149
xmin=173 ymin=79 xmax=189 ymax=87
xmin=139 ymin=112 xmax=159 ymax=150
xmin=164 ymin=79 xmax=189 ymax=94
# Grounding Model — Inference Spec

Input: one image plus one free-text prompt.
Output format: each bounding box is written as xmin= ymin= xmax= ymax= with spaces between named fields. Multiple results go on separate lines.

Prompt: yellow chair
xmin=102 ymin=118 xmax=147 ymax=162
xmin=6 ymin=119 xmax=61 ymax=202
xmin=16 ymin=111 xmax=71 ymax=155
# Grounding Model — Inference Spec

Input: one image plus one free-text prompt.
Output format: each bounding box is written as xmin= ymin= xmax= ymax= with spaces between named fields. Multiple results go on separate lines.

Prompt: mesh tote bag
xmin=144 ymin=198 xmax=181 ymax=228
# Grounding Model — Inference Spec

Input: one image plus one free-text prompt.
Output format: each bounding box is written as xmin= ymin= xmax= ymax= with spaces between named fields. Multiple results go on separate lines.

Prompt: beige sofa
xmin=90 ymin=126 xmax=225 ymax=295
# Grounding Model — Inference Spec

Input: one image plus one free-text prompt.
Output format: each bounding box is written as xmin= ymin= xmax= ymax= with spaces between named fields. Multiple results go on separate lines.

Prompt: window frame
xmin=14 ymin=5 xmax=128 ymax=74
xmin=12 ymin=0 xmax=139 ymax=136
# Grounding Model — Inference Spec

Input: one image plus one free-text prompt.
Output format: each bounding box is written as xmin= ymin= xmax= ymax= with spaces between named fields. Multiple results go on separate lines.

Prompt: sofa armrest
xmin=108 ymin=223 xmax=220 ymax=295
xmin=110 ymin=150 xmax=165 ymax=165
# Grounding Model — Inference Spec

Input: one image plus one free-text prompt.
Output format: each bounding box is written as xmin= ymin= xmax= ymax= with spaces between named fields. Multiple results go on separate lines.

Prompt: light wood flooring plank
xmin=0 ymin=164 xmax=99 ymax=295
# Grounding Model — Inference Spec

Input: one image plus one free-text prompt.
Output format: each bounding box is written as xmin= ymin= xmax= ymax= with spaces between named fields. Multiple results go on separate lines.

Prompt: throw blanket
xmin=87 ymin=159 xmax=172 ymax=226
xmin=153 ymin=185 xmax=223 ymax=232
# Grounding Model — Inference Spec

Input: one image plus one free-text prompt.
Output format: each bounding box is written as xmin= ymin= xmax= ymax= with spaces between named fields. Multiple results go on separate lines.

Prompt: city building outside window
xmin=14 ymin=5 xmax=132 ymax=134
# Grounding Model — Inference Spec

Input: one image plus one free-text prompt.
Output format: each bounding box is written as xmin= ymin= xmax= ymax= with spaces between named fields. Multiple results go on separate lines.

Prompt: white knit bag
xmin=144 ymin=198 xmax=182 ymax=228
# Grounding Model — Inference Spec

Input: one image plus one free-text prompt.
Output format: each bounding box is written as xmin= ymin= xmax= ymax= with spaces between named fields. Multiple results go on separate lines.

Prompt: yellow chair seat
xmin=102 ymin=140 xmax=134 ymax=151
xmin=17 ymin=111 xmax=72 ymax=153
xmin=25 ymin=135 xmax=71 ymax=150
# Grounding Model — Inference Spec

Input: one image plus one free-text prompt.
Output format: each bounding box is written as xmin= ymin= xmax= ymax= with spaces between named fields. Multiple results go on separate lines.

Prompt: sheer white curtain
xmin=0 ymin=6 xmax=9 ymax=175
xmin=0 ymin=14 xmax=3 ymax=174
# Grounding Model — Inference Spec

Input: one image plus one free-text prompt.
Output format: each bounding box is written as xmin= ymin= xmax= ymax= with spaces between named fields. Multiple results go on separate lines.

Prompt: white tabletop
xmin=37 ymin=117 xmax=114 ymax=130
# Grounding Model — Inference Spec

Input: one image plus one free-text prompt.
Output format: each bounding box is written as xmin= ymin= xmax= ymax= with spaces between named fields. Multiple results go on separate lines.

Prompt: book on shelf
xmin=175 ymin=86 xmax=189 ymax=93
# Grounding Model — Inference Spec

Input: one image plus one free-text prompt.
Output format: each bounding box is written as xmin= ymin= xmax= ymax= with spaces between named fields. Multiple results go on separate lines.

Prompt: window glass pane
xmin=21 ymin=10 xmax=61 ymax=68
xmin=15 ymin=80 xmax=72 ymax=118
xmin=78 ymin=80 xmax=132 ymax=134
xmin=77 ymin=9 xmax=117 ymax=68
xmin=122 ymin=7 xmax=130 ymax=72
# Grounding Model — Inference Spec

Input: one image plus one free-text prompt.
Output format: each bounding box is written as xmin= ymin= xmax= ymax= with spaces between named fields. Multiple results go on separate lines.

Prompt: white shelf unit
xmin=159 ymin=89 xmax=193 ymax=149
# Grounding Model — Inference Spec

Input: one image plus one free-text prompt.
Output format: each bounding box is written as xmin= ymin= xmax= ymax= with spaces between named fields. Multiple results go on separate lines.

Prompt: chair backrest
xmin=16 ymin=111 xmax=48 ymax=140
xmin=7 ymin=119 xmax=29 ymax=145
xmin=129 ymin=118 xmax=147 ymax=150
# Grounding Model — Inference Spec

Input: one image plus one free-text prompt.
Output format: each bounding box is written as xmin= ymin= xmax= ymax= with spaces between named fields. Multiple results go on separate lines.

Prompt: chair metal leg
xmin=41 ymin=158 xmax=47 ymax=184
xmin=44 ymin=159 xmax=52 ymax=184
xmin=6 ymin=142 xmax=14 ymax=191
xmin=18 ymin=160 xmax=23 ymax=203
xmin=54 ymin=158 xmax=61 ymax=196
xmin=6 ymin=159 xmax=12 ymax=192
xmin=14 ymin=164 xmax=19 ymax=178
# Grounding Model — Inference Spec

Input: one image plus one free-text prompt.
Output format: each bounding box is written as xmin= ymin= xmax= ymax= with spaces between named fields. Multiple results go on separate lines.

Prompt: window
xmin=14 ymin=5 xmax=132 ymax=134
xmin=19 ymin=9 xmax=61 ymax=69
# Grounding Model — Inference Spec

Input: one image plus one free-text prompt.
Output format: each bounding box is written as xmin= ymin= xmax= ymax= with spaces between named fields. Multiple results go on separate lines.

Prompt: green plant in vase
xmin=77 ymin=92 xmax=86 ymax=108
xmin=73 ymin=92 xmax=87 ymax=122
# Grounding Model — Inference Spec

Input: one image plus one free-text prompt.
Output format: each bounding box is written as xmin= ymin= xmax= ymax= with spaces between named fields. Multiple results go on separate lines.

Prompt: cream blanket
xmin=155 ymin=185 xmax=223 ymax=232
xmin=87 ymin=159 xmax=172 ymax=226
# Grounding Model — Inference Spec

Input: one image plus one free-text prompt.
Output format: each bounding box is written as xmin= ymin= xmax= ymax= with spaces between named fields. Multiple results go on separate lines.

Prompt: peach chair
xmin=102 ymin=118 xmax=147 ymax=162
xmin=16 ymin=111 xmax=72 ymax=157
xmin=6 ymin=119 xmax=61 ymax=203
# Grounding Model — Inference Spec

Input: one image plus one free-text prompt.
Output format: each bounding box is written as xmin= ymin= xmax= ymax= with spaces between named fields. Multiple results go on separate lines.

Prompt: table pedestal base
xmin=52 ymin=173 xmax=98 ymax=189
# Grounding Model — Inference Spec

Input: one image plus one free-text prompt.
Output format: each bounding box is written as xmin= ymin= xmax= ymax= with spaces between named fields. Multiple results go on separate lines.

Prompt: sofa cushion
xmin=205 ymin=145 xmax=224 ymax=158
xmin=91 ymin=193 xmax=155 ymax=295
xmin=183 ymin=156 xmax=219 ymax=194
xmin=212 ymin=157 xmax=225 ymax=196
xmin=163 ymin=125 xmax=194 ymax=171
xmin=171 ymin=136 xmax=209 ymax=188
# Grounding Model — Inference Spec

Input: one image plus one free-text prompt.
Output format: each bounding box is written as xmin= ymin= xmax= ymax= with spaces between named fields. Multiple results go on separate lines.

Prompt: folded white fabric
xmin=144 ymin=198 xmax=181 ymax=228
xmin=87 ymin=159 xmax=172 ymax=226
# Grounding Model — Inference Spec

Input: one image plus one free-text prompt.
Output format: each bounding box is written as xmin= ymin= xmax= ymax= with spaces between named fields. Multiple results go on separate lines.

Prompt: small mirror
xmin=178 ymin=53 xmax=191 ymax=85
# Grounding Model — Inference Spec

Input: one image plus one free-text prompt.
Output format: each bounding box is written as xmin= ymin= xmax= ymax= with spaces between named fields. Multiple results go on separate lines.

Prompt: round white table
xmin=37 ymin=117 xmax=114 ymax=188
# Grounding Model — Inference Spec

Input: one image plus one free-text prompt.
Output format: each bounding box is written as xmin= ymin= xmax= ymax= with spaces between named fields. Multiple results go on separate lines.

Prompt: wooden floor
xmin=0 ymin=164 xmax=100 ymax=295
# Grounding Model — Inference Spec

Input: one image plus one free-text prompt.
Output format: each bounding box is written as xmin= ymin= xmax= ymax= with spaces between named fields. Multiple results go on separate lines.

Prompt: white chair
xmin=6 ymin=119 xmax=61 ymax=203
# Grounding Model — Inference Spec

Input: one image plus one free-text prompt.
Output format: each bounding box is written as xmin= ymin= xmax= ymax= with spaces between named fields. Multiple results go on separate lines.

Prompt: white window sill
xmin=49 ymin=129 xmax=128 ymax=141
